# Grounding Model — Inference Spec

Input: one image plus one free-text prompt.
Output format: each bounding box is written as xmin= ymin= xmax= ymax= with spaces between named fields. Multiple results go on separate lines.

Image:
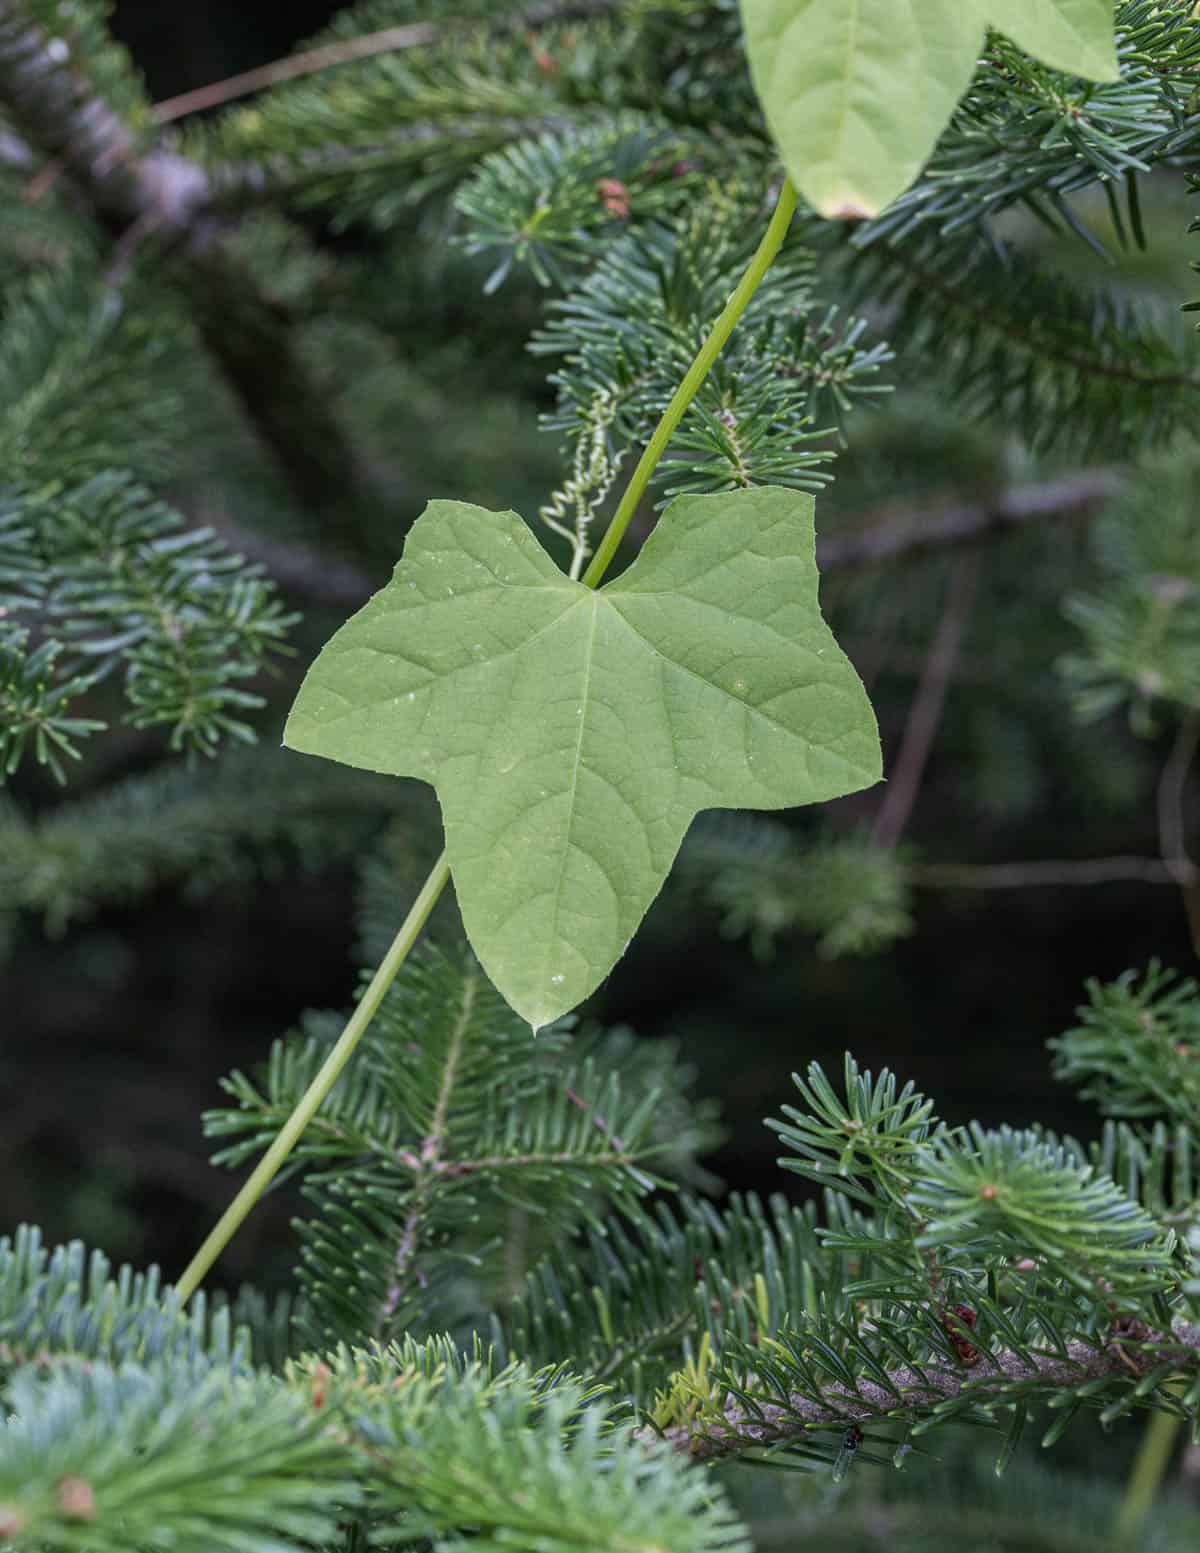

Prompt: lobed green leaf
xmin=284 ymin=488 xmax=880 ymax=1027
xmin=740 ymin=0 xmax=1119 ymax=218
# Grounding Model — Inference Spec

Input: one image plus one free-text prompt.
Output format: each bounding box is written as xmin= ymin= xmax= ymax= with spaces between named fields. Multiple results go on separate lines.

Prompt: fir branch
xmin=0 ymin=474 xmax=295 ymax=779
xmin=196 ymin=37 xmax=592 ymax=221
xmin=836 ymin=226 xmax=1200 ymax=456
xmin=907 ymin=1124 xmax=1174 ymax=1295
xmin=0 ymin=634 xmax=102 ymax=784
xmin=1050 ymin=963 xmax=1200 ymax=1123
xmin=0 ymin=1328 xmax=749 ymax=1553
xmin=616 ymin=1054 xmax=1200 ymax=1464
xmin=208 ymin=948 xmax=681 ymax=1344
xmin=0 ymin=1226 xmax=250 ymax=1381
xmin=0 ymin=2 xmax=163 ymax=228
xmin=0 ymin=1358 xmax=357 ymax=1553
xmin=530 ymin=207 xmax=889 ymax=564
xmin=0 ymin=162 xmax=96 ymax=291
xmin=1059 ymin=448 xmax=1200 ymax=727
xmin=150 ymin=20 xmax=440 ymax=125
xmin=355 ymin=1362 xmax=751 ymax=1553
xmin=188 ymin=2 xmax=675 ymax=223
xmin=852 ymin=2 xmax=1200 ymax=247
xmin=295 ymin=1339 xmax=751 ymax=1553
xmin=455 ymin=115 xmax=722 ymax=292
xmin=153 ymin=0 xmax=628 ymax=127
xmin=672 ymin=815 xmax=914 ymax=960
xmin=208 ymin=949 xmax=572 ymax=1179
xmin=650 ymin=1317 xmax=1200 ymax=1462
xmin=496 ymin=1192 xmax=839 ymax=1411
xmin=1092 ymin=1115 xmax=1200 ymax=1250
xmin=0 ymin=0 xmax=390 ymax=532
xmin=770 ymin=1059 xmax=1177 ymax=1297
xmin=379 ymin=962 xmax=478 ymax=1323
xmin=0 ymin=263 xmax=182 ymax=484
xmin=12 ymin=0 xmax=149 ymax=127
xmin=567 ymin=1026 xmax=724 ymax=1191
xmin=0 ymin=748 xmax=407 ymax=932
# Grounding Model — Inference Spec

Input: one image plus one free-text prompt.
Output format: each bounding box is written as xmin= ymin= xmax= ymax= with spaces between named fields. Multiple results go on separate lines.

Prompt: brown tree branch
xmin=815 ymin=469 xmax=1121 ymax=573
xmin=872 ymin=554 xmax=979 ymax=849
xmin=1157 ymin=707 xmax=1200 ymax=955
xmin=150 ymin=1 xmax=622 ymax=124
xmin=0 ymin=2 xmax=398 ymax=542
xmin=150 ymin=24 xmax=439 ymax=124
xmin=908 ymin=857 xmax=1176 ymax=889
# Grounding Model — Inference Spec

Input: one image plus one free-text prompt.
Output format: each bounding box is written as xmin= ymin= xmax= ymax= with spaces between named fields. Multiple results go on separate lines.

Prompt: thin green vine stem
xmin=175 ymin=175 xmax=798 ymax=1302
xmin=1116 ymin=1402 xmax=1180 ymax=1542
xmin=174 ymin=852 xmax=451 ymax=1301
xmin=581 ymin=176 xmax=798 ymax=587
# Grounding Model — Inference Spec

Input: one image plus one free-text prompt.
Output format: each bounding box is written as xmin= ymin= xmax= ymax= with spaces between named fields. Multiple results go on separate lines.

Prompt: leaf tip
xmin=820 ymin=196 xmax=874 ymax=222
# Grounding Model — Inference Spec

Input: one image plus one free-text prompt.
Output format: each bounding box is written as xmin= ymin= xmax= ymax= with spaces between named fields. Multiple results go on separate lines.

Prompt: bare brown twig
xmin=908 ymin=857 xmax=1176 ymax=889
xmin=0 ymin=1 xmax=393 ymax=537
xmin=1157 ymin=708 xmax=1200 ymax=955
xmin=380 ymin=971 xmax=476 ymax=1326
xmin=816 ymin=470 xmax=1121 ymax=572
xmin=872 ymin=554 xmax=979 ymax=850
xmin=150 ymin=24 xmax=439 ymax=124
xmin=149 ymin=0 xmax=622 ymax=124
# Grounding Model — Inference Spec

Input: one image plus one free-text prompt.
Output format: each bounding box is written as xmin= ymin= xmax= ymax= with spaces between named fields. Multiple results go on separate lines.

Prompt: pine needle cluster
xmin=8 ymin=961 xmax=1200 ymax=1549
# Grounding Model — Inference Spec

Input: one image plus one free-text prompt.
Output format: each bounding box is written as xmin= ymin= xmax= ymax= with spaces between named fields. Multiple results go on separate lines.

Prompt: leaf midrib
xmin=537 ymin=591 xmax=600 ymax=1000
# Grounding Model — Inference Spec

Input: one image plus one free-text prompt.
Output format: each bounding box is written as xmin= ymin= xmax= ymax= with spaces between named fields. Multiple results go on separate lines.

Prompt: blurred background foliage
xmin=0 ymin=0 xmax=1198 ymax=1545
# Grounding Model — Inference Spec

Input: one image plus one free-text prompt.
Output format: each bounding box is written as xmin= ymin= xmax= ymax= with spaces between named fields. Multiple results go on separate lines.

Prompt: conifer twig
xmin=380 ymin=968 xmax=476 ymax=1325
xmin=0 ymin=0 xmax=391 ymax=538
xmin=872 ymin=555 xmax=978 ymax=850
xmin=871 ymin=239 xmax=1200 ymax=395
xmin=1157 ymin=708 xmax=1200 ymax=955
xmin=908 ymin=857 xmax=1175 ymax=889
xmin=815 ymin=470 xmax=1120 ymax=572
xmin=151 ymin=24 xmax=439 ymax=123
xmin=149 ymin=1 xmax=622 ymax=124
xmin=650 ymin=1324 xmax=1200 ymax=1461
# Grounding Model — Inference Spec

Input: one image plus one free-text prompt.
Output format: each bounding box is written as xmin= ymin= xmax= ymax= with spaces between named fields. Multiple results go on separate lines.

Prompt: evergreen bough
xmin=3 ymin=0 xmax=1200 ymax=1549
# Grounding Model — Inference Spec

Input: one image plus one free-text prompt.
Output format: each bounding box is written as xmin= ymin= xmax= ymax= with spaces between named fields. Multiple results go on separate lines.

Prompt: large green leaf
xmin=741 ymin=0 xmax=1119 ymax=219
xmin=284 ymin=488 xmax=880 ymax=1027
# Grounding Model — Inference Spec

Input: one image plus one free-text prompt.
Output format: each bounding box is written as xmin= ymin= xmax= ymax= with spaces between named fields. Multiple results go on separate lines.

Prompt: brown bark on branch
xmin=1157 ymin=708 xmax=1200 ymax=955
xmin=149 ymin=0 xmax=621 ymax=124
xmin=0 ymin=1 xmax=399 ymax=544
xmin=871 ymin=553 xmax=978 ymax=849
xmin=909 ymin=857 xmax=1175 ymax=889
xmin=815 ymin=469 xmax=1121 ymax=572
